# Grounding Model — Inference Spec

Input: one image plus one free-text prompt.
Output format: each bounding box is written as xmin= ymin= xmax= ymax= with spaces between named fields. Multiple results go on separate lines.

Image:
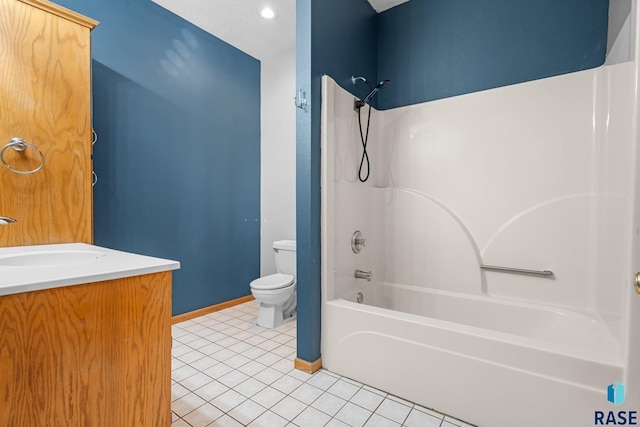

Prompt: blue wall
xmin=55 ymin=0 xmax=261 ymax=315
xmin=295 ymin=0 xmax=377 ymax=362
xmin=377 ymin=0 xmax=609 ymax=109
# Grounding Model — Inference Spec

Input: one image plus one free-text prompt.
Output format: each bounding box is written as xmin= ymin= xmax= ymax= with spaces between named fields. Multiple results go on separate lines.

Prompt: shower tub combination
xmin=320 ymin=43 xmax=640 ymax=427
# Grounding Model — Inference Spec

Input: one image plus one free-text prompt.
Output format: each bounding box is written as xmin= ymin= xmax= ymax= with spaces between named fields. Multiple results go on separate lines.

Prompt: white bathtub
xmin=351 ymin=281 xmax=620 ymax=366
xmin=0 ymin=243 xmax=180 ymax=296
xmin=322 ymin=282 xmax=622 ymax=427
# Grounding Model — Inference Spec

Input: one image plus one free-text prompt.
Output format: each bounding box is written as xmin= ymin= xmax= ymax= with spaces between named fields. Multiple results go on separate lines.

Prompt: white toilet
xmin=250 ymin=240 xmax=296 ymax=328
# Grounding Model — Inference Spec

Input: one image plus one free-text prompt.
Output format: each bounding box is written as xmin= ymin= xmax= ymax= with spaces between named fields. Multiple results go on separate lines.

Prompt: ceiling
xmin=151 ymin=0 xmax=410 ymax=60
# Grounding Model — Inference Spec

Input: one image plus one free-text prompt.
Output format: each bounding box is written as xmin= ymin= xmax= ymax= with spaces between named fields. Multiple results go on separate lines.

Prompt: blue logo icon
xmin=608 ymin=381 xmax=625 ymax=406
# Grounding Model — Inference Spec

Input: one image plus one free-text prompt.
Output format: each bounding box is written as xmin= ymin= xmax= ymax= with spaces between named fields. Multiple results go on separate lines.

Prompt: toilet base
xmin=252 ymin=289 xmax=297 ymax=329
xmin=256 ymin=304 xmax=284 ymax=329
xmin=256 ymin=298 xmax=296 ymax=329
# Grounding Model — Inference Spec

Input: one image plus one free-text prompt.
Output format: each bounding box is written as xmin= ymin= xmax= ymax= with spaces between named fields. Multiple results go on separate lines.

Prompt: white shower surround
xmin=321 ymin=40 xmax=640 ymax=427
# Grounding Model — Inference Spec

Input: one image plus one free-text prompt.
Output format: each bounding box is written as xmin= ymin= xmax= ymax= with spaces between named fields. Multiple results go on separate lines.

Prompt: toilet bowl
xmin=250 ymin=240 xmax=296 ymax=328
xmin=250 ymin=274 xmax=296 ymax=328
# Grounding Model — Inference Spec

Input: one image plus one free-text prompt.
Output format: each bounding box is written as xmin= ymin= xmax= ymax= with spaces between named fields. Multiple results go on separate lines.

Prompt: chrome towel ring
xmin=0 ymin=137 xmax=45 ymax=175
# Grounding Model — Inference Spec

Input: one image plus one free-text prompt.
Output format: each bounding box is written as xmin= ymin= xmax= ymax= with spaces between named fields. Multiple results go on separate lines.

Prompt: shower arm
xmin=352 ymin=76 xmax=371 ymax=110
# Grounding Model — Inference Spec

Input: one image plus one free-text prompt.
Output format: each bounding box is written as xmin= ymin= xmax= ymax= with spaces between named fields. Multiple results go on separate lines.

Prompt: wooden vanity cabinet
xmin=0 ymin=272 xmax=173 ymax=426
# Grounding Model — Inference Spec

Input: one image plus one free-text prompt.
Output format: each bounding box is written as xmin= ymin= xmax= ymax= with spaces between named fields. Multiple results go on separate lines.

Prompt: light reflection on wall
xmin=160 ymin=29 xmax=199 ymax=77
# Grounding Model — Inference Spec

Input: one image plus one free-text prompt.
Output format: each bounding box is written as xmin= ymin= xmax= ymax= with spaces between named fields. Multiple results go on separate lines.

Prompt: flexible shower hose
xmin=357 ymin=103 xmax=372 ymax=182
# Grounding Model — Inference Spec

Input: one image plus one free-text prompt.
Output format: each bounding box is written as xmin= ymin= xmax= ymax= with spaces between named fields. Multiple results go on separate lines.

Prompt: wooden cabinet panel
xmin=0 ymin=272 xmax=172 ymax=426
xmin=0 ymin=0 xmax=97 ymax=246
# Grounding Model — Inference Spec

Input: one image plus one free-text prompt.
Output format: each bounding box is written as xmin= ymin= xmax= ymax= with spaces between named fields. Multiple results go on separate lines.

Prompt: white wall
xmin=260 ymin=48 xmax=296 ymax=276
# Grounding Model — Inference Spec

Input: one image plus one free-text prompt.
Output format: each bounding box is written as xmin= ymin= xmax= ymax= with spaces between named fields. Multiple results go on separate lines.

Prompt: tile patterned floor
xmin=171 ymin=300 xmax=476 ymax=427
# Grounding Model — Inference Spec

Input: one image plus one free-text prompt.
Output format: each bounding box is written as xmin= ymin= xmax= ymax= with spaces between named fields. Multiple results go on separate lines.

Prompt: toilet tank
xmin=273 ymin=240 xmax=296 ymax=276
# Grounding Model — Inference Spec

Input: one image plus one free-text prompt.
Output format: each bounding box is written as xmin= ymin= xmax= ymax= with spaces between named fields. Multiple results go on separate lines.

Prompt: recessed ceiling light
xmin=260 ymin=7 xmax=276 ymax=19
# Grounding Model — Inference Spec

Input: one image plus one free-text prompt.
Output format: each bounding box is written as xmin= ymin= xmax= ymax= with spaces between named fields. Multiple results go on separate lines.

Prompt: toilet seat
xmin=250 ymin=273 xmax=294 ymax=291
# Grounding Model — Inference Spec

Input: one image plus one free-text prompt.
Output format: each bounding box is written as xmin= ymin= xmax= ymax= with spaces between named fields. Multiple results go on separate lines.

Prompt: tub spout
xmin=0 ymin=216 xmax=17 ymax=224
xmin=355 ymin=269 xmax=372 ymax=282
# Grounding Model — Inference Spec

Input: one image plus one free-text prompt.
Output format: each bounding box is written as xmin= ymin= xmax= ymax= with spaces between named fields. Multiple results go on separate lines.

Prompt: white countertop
xmin=0 ymin=243 xmax=180 ymax=296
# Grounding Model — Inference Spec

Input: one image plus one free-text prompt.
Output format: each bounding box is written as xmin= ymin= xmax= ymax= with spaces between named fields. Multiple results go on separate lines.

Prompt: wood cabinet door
xmin=0 ymin=272 xmax=173 ymax=426
xmin=0 ymin=0 xmax=96 ymax=246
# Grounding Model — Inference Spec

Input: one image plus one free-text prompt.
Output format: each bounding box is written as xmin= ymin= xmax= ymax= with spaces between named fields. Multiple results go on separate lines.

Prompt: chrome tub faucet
xmin=355 ymin=270 xmax=373 ymax=282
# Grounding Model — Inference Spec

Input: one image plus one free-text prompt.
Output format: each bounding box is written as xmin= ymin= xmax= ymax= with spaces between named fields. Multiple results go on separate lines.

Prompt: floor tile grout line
xmin=182 ymin=364 xmax=344 ymax=425
xmin=178 ymin=385 xmax=271 ymax=426
xmin=174 ymin=326 xmax=296 ymax=356
xmin=174 ymin=340 xmax=295 ymax=371
xmin=178 ymin=362 xmax=299 ymax=418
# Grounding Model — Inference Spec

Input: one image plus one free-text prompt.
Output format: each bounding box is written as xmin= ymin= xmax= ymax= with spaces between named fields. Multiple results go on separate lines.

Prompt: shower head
xmin=362 ymin=80 xmax=391 ymax=104
xmin=354 ymin=79 xmax=391 ymax=110
xmin=376 ymin=80 xmax=391 ymax=89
